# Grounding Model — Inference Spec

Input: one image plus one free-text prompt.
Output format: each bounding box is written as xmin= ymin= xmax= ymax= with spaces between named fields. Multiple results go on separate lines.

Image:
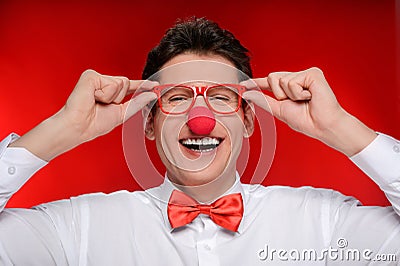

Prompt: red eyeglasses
xmin=152 ymin=84 xmax=246 ymax=115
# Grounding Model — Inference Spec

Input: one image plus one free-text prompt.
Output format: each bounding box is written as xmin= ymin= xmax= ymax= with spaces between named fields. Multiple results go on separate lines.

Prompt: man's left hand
xmin=242 ymin=67 xmax=377 ymax=156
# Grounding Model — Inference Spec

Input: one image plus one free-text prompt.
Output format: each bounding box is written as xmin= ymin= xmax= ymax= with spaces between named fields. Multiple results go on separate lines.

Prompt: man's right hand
xmin=9 ymin=70 xmax=157 ymax=161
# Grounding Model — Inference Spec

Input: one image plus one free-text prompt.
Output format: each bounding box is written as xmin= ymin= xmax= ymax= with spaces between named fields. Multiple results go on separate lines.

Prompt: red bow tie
xmin=167 ymin=190 xmax=243 ymax=232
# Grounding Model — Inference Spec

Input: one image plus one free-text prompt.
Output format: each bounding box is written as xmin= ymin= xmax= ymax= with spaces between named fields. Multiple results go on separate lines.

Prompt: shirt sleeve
xmin=325 ymin=133 xmax=400 ymax=265
xmin=350 ymin=133 xmax=400 ymax=215
xmin=0 ymin=133 xmax=72 ymax=265
xmin=0 ymin=133 xmax=47 ymax=212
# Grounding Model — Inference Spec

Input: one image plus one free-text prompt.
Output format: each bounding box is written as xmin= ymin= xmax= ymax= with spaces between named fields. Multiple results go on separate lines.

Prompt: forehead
xmin=156 ymin=55 xmax=242 ymax=85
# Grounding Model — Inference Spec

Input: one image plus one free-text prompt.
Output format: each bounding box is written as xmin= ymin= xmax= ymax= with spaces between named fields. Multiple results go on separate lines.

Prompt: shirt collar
xmin=154 ymin=171 xmax=248 ymax=234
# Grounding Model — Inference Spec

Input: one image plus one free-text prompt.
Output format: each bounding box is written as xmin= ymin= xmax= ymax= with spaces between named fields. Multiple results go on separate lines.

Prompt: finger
xmin=288 ymin=79 xmax=312 ymax=100
xmin=240 ymin=78 xmax=271 ymax=91
xmin=75 ymin=69 xmax=101 ymax=93
xmin=114 ymin=79 xmax=160 ymax=103
xmin=267 ymin=72 xmax=289 ymax=100
xmin=112 ymin=77 xmax=131 ymax=104
xmin=121 ymin=92 xmax=158 ymax=122
xmin=242 ymin=90 xmax=280 ymax=117
xmin=279 ymin=73 xmax=311 ymax=101
xmin=290 ymin=67 xmax=332 ymax=101
xmin=94 ymin=76 xmax=125 ymax=104
xmin=128 ymin=80 xmax=160 ymax=94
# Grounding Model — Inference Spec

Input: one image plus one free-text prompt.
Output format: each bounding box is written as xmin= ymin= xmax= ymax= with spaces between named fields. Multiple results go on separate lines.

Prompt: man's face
xmin=145 ymin=53 xmax=254 ymax=187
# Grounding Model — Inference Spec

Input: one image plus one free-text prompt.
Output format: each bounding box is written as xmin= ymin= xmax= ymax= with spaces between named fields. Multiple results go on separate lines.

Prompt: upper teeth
xmin=182 ymin=137 xmax=220 ymax=145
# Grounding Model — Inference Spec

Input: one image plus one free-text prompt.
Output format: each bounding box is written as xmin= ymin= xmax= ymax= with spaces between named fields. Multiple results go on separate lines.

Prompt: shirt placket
xmin=195 ymin=214 xmax=220 ymax=266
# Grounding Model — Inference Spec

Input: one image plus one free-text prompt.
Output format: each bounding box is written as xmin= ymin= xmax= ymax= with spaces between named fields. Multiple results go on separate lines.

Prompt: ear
xmin=142 ymin=104 xmax=156 ymax=140
xmin=242 ymin=101 xmax=255 ymax=138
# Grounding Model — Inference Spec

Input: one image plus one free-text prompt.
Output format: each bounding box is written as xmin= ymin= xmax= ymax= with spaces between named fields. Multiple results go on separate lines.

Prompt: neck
xmin=169 ymin=168 xmax=237 ymax=203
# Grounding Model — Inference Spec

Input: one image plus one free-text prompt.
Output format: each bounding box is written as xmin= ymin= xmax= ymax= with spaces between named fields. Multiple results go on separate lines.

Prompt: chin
xmin=171 ymin=163 xmax=227 ymax=187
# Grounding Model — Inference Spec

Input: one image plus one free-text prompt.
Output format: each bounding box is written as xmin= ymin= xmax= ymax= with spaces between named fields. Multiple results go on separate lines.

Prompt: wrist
xmin=318 ymin=110 xmax=377 ymax=157
xmin=9 ymin=110 xmax=83 ymax=161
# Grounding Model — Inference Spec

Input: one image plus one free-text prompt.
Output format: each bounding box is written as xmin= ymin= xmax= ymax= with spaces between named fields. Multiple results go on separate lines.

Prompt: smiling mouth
xmin=179 ymin=137 xmax=222 ymax=153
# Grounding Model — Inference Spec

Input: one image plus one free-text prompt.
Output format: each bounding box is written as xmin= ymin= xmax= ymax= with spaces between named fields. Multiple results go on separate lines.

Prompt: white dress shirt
xmin=0 ymin=133 xmax=399 ymax=265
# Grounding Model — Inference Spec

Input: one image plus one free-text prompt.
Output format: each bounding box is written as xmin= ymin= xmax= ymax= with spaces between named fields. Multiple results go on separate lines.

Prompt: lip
xmin=178 ymin=136 xmax=225 ymax=158
xmin=179 ymin=134 xmax=224 ymax=140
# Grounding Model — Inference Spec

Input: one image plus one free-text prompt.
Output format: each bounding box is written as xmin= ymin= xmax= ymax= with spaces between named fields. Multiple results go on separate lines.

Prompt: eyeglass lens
xmin=160 ymin=85 xmax=240 ymax=114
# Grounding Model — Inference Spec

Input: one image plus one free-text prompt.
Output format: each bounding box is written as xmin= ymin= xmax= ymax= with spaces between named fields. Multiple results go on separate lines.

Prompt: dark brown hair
xmin=142 ymin=17 xmax=252 ymax=79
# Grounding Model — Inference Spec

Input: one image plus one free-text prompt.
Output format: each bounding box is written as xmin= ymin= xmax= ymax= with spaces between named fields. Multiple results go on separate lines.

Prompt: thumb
xmin=121 ymin=92 xmax=158 ymax=122
xmin=240 ymin=78 xmax=271 ymax=92
xmin=242 ymin=90 xmax=280 ymax=117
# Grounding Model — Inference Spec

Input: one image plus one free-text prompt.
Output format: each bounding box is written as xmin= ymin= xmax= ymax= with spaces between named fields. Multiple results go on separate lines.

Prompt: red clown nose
xmin=187 ymin=106 xmax=216 ymax=135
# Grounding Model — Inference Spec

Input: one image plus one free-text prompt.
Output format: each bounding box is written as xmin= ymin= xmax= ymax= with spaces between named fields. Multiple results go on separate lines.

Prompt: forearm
xmin=318 ymin=110 xmax=378 ymax=157
xmin=9 ymin=110 xmax=81 ymax=162
xmin=0 ymin=111 xmax=80 ymax=210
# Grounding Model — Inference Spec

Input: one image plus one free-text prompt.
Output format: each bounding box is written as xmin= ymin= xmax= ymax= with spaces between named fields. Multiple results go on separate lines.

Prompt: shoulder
xmin=35 ymin=189 xmax=157 ymax=218
xmin=242 ymin=184 xmax=360 ymax=208
xmin=240 ymin=184 xmax=362 ymax=235
xmin=71 ymin=190 xmax=157 ymax=209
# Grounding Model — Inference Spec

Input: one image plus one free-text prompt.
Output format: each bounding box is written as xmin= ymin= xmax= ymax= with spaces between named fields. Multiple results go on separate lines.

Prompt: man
xmin=0 ymin=17 xmax=399 ymax=265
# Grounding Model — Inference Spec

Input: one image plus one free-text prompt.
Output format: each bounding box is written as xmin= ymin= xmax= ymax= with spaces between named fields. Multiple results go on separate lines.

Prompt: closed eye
xmin=209 ymin=95 xmax=231 ymax=102
xmin=169 ymin=96 xmax=190 ymax=102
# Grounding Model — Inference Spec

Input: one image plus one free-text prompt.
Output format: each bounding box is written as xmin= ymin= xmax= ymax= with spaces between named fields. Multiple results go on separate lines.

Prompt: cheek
xmin=217 ymin=115 xmax=245 ymax=159
xmin=219 ymin=112 xmax=246 ymax=139
xmin=154 ymin=115 xmax=185 ymax=146
xmin=229 ymin=122 xmax=245 ymax=152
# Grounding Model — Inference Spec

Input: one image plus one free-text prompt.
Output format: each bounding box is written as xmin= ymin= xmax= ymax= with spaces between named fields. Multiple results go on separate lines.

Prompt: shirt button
xmin=8 ymin=166 xmax=16 ymax=175
xmin=141 ymin=198 xmax=150 ymax=204
xmin=394 ymin=145 xmax=400 ymax=153
xmin=204 ymin=244 xmax=211 ymax=251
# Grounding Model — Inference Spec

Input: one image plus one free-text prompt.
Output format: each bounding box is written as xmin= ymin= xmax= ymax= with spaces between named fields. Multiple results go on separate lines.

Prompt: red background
xmin=0 ymin=0 xmax=398 ymax=208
